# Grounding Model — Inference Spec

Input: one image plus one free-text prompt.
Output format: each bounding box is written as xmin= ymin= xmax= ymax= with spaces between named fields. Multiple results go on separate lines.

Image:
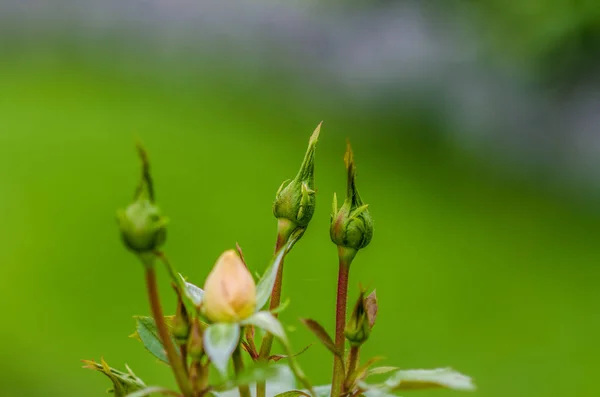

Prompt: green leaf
xmin=242 ymin=311 xmax=287 ymax=342
xmin=315 ymin=384 xmax=395 ymax=397
xmin=125 ymin=386 xmax=180 ymax=396
xmin=366 ymin=367 xmax=399 ymax=377
xmin=300 ymin=318 xmax=341 ymax=358
xmin=256 ymin=229 xmax=304 ymax=310
xmin=243 ymin=312 xmax=314 ymax=396
xmin=82 ymin=359 xmax=146 ymax=397
xmin=270 ymin=297 xmax=291 ymax=315
xmin=214 ymin=364 xmax=288 ymax=392
xmin=312 ymin=385 xmax=332 ymax=397
xmin=255 ymin=247 xmax=288 ymax=311
xmin=383 ymin=368 xmax=475 ymax=391
xmin=213 ymin=365 xmax=297 ymax=397
xmin=204 ymin=323 xmax=241 ymax=375
xmin=133 ymin=316 xmax=176 ymax=364
xmin=179 ymin=274 xmax=204 ymax=306
xmin=274 ymin=391 xmax=311 ymax=397
xmin=346 ymin=356 xmax=384 ymax=387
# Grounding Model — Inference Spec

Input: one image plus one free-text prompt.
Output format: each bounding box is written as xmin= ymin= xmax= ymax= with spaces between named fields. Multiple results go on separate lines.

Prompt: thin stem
xmin=331 ymin=250 xmax=353 ymax=397
xmin=233 ymin=347 xmax=252 ymax=397
xmin=256 ymin=232 xmax=289 ymax=397
xmin=179 ymin=344 xmax=189 ymax=377
xmin=269 ymin=236 xmax=287 ymax=314
xmin=145 ymin=267 xmax=193 ymax=397
xmin=344 ymin=346 xmax=360 ymax=391
xmin=198 ymin=362 xmax=209 ymax=395
xmin=189 ymin=360 xmax=200 ymax=397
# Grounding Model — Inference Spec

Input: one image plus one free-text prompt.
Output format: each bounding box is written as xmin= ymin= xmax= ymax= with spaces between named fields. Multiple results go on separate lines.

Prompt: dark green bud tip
xmin=330 ymin=142 xmax=373 ymax=253
xmin=172 ymin=289 xmax=191 ymax=344
xmin=117 ymin=143 xmax=169 ymax=255
xmin=344 ymin=289 xmax=378 ymax=347
xmin=273 ymin=122 xmax=321 ymax=228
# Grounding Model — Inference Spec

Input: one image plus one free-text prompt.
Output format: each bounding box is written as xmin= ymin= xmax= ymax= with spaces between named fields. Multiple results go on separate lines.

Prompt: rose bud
xmin=273 ymin=123 xmax=321 ymax=240
xmin=202 ymin=250 xmax=257 ymax=323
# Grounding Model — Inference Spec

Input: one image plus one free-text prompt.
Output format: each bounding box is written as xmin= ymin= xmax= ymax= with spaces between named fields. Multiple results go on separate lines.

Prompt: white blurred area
xmin=3 ymin=0 xmax=600 ymax=191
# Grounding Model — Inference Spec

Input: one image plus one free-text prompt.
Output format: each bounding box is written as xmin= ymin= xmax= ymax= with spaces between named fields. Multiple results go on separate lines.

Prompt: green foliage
xmin=203 ymin=323 xmax=241 ymax=375
xmin=181 ymin=277 xmax=204 ymax=307
xmin=376 ymin=368 xmax=475 ymax=391
xmin=82 ymin=359 xmax=146 ymax=396
xmin=274 ymin=391 xmax=311 ymax=397
xmin=83 ymin=128 xmax=474 ymax=397
xmin=131 ymin=316 xmax=175 ymax=364
xmin=255 ymin=229 xmax=305 ymax=310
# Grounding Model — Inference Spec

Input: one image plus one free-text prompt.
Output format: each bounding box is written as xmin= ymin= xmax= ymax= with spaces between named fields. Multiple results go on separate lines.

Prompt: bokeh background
xmin=1 ymin=1 xmax=600 ymax=396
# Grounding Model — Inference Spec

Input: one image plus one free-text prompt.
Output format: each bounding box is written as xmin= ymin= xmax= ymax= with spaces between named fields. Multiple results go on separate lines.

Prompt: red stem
xmin=145 ymin=268 xmax=193 ymax=397
xmin=331 ymin=260 xmax=350 ymax=397
xmin=269 ymin=235 xmax=287 ymax=314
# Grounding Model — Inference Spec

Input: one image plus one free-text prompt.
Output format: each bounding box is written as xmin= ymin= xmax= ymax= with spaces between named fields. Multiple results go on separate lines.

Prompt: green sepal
xmin=203 ymin=323 xmax=241 ymax=376
xmin=243 ymin=312 xmax=315 ymax=396
xmin=82 ymin=358 xmax=146 ymax=397
xmin=301 ymin=318 xmax=342 ymax=359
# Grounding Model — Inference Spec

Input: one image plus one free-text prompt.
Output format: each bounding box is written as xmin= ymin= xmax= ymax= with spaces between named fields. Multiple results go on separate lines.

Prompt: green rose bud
xmin=172 ymin=288 xmax=190 ymax=344
xmin=273 ymin=123 xmax=321 ymax=237
xmin=330 ymin=142 xmax=373 ymax=258
xmin=187 ymin=317 xmax=204 ymax=360
xmin=117 ymin=144 xmax=169 ymax=255
xmin=344 ymin=289 xmax=378 ymax=347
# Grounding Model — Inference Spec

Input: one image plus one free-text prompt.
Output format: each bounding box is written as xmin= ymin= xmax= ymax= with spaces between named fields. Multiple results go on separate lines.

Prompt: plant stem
xmin=233 ymin=347 xmax=252 ymax=397
xmin=269 ymin=233 xmax=287 ymax=315
xmin=344 ymin=346 xmax=360 ymax=390
xmin=256 ymin=227 xmax=290 ymax=397
xmin=331 ymin=258 xmax=350 ymax=397
xmin=180 ymin=344 xmax=189 ymax=377
xmin=145 ymin=267 xmax=193 ymax=397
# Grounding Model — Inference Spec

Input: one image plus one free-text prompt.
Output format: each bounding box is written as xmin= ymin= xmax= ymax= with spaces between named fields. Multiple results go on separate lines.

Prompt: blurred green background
xmin=1 ymin=2 xmax=600 ymax=397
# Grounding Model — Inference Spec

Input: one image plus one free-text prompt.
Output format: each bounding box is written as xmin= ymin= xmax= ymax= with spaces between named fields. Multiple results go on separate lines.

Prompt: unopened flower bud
xmin=117 ymin=144 xmax=168 ymax=255
xmin=202 ymin=250 xmax=257 ymax=323
xmin=330 ymin=142 xmax=373 ymax=257
xmin=187 ymin=317 xmax=204 ymax=360
xmin=172 ymin=290 xmax=190 ymax=344
xmin=273 ymin=123 xmax=321 ymax=233
xmin=344 ymin=290 xmax=376 ymax=347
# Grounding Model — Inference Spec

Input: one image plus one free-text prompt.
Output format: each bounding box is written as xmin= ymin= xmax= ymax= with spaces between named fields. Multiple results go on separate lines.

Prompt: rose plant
xmin=84 ymin=124 xmax=476 ymax=397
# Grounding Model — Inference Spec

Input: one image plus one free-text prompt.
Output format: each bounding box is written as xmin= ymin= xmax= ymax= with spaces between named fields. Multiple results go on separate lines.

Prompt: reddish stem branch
xmin=331 ymin=260 xmax=350 ymax=397
xmin=145 ymin=267 xmax=193 ymax=397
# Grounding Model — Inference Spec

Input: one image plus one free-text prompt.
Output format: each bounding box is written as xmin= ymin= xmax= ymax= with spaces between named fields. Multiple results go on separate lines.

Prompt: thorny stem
xmin=344 ymin=346 xmax=360 ymax=391
xmin=233 ymin=347 xmax=251 ymax=397
xmin=331 ymin=259 xmax=350 ymax=397
xmin=332 ymin=247 xmax=356 ymax=397
xmin=145 ymin=267 xmax=193 ymax=397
